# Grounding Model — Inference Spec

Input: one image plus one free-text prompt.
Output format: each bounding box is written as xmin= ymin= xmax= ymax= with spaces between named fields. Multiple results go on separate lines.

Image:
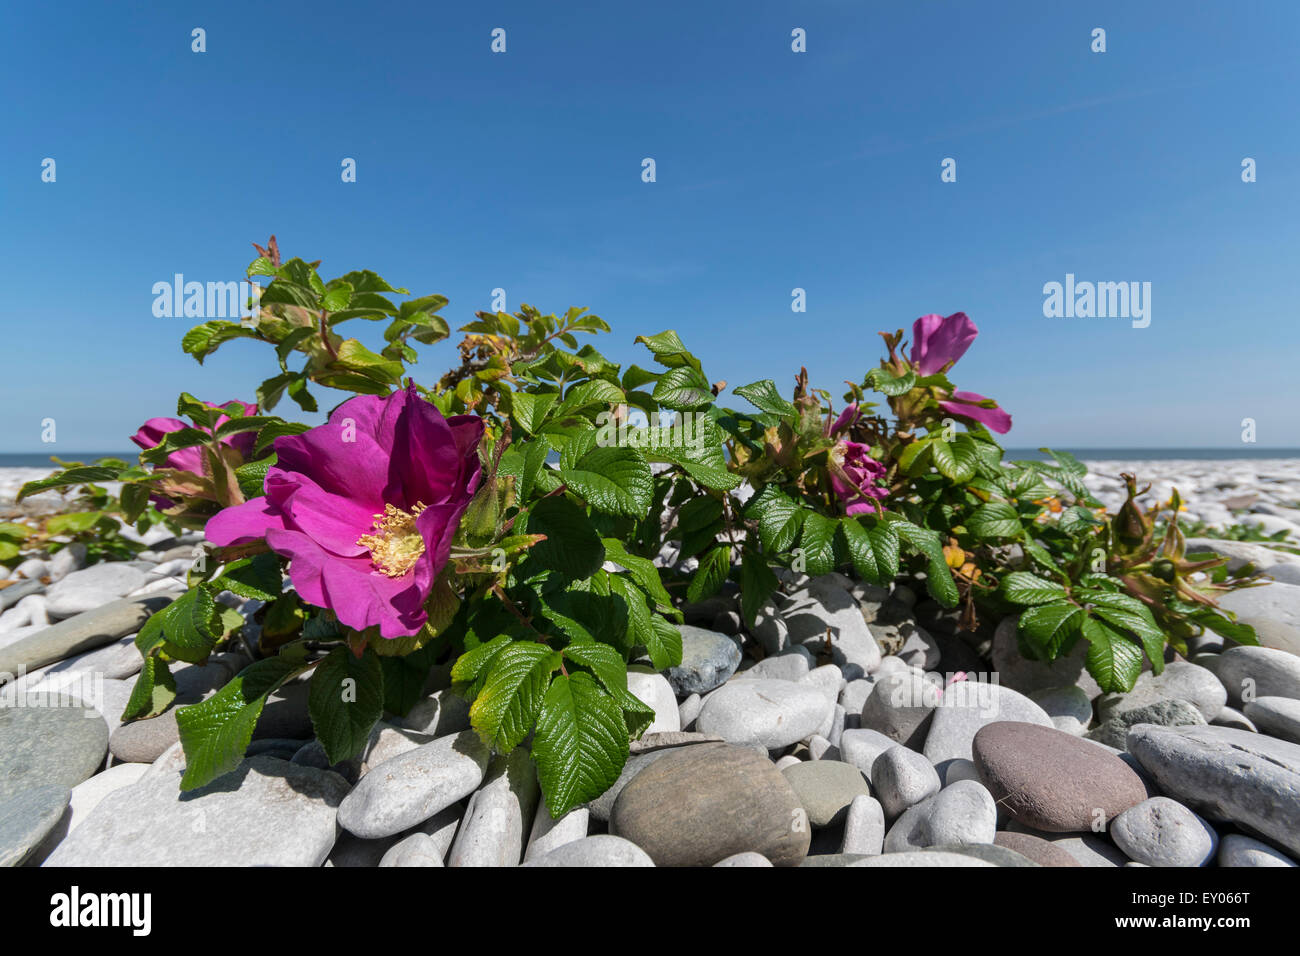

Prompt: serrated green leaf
xmin=733 ymin=380 xmax=796 ymax=417
xmin=469 ymin=642 xmax=560 ymax=752
xmin=121 ymin=656 xmax=178 ymax=721
xmin=1017 ymin=602 xmax=1084 ymax=658
xmin=1081 ymin=614 xmax=1145 ymax=693
xmin=560 ymin=446 xmax=653 ymax=517
xmin=1000 ymin=571 xmax=1070 ymax=606
xmin=532 ymin=671 xmax=630 ymax=816
xmin=308 ymin=646 xmax=384 ymax=764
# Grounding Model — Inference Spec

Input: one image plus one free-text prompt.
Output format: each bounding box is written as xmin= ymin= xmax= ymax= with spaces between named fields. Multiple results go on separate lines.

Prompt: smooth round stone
xmin=1030 ymin=685 xmax=1093 ymax=735
xmin=54 ymin=762 xmax=150 ymax=847
xmin=923 ymin=681 xmax=1053 ymax=777
xmin=663 ymin=625 xmax=741 ymax=695
xmin=754 ymin=577 xmax=881 ymax=678
xmin=525 ymin=799 xmax=589 ymax=862
xmin=1209 ymin=645 xmax=1300 ymax=705
xmin=610 ymin=743 xmax=809 ymax=866
xmin=1217 ymin=834 xmax=1297 ymax=867
xmin=1110 ymin=797 xmax=1218 ymax=867
xmin=838 ymin=678 xmax=875 ymax=719
xmin=838 ymin=728 xmax=898 ymax=778
xmin=398 ymin=688 xmax=472 ymax=737
xmin=43 ymin=756 xmax=349 ymax=866
xmin=871 ymin=745 xmax=940 ymax=819
xmin=0 ymin=785 xmax=70 ymax=866
xmin=973 ymin=721 xmax=1150 ymax=832
xmin=714 ymin=851 xmax=773 ymax=867
xmin=1096 ymin=662 xmax=1227 ymax=723
xmin=0 ymin=596 xmax=169 ymax=680
xmin=1126 ymin=724 xmax=1300 ymax=857
xmin=447 ymin=748 xmax=539 ymax=867
xmin=1243 ymin=696 xmax=1300 ymax=744
xmin=337 ymin=730 xmax=491 ymax=839
xmin=522 ymin=835 xmax=654 ymax=867
xmin=32 ymin=634 xmax=143 ymax=682
xmin=44 ymin=564 xmax=152 ymax=618
xmin=696 ymin=679 xmax=832 ymax=750
xmin=677 ymin=693 xmax=702 ymax=730
xmin=848 ymin=850 xmax=996 ymax=868
xmin=798 ymin=664 xmax=845 ymax=705
xmin=1004 ymin=821 xmax=1131 ymax=866
xmin=626 ymin=669 xmax=680 ymax=734
xmin=1211 ymin=706 xmax=1257 ymax=732
xmin=840 ymin=794 xmax=885 ymax=855
xmin=110 ymin=710 xmax=180 ymax=763
xmin=739 ymin=650 xmax=813 ymax=683
xmin=860 ymin=672 xmax=941 ymax=749
xmin=883 ymin=779 xmax=996 ymax=852
xmin=993 ymin=831 xmax=1081 ymax=867
xmin=1088 ymin=698 xmax=1205 ymax=750
xmin=923 ymin=842 xmax=1039 ymax=867
xmin=0 ymin=704 xmax=109 ymax=800
xmin=1218 ymin=581 xmax=1300 ymax=655
xmin=379 ymin=833 xmax=445 ymax=867
xmin=781 ymin=759 xmax=870 ymax=827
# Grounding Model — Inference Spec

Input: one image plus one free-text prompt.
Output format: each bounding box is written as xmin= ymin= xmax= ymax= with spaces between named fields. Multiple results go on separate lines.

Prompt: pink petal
xmin=910 ymin=312 xmax=978 ymax=377
xmin=205 ymin=496 xmax=288 ymax=547
xmin=940 ymin=391 xmax=1012 ymax=434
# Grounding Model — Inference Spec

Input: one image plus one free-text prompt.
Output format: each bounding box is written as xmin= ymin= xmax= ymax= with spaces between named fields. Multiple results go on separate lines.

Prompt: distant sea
xmin=0 ymin=453 xmax=137 ymax=468
xmin=2 ymin=449 xmax=1299 ymax=469
xmin=1005 ymin=448 xmax=1300 ymax=461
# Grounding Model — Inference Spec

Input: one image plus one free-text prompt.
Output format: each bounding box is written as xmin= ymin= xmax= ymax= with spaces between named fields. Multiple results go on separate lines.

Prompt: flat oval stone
xmin=993 ymin=830 xmax=1081 ymax=867
xmin=883 ymin=779 xmax=996 ymax=852
xmin=1126 ymin=723 xmax=1300 ymax=857
xmin=860 ymin=672 xmax=941 ymax=748
xmin=337 ymin=730 xmax=490 ymax=839
xmin=522 ymin=835 xmax=654 ymax=867
xmin=1208 ymin=645 xmax=1300 ymax=705
xmin=610 ymin=742 xmax=810 ymax=866
xmin=664 ymin=625 xmax=741 ymax=695
xmin=1243 ymin=696 xmax=1300 ymax=744
xmin=972 ymin=721 xmax=1150 ymax=831
xmin=1109 ymin=796 xmax=1217 ymax=867
xmin=1217 ymin=833 xmax=1297 ymax=867
xmin=0 ymin=704 xmax=108 ymax=800
xmin=923 ymin=682 xmax=1053 ymax=776
xmin=696 ymin=679 xmax=832 ymax=750
xmin=781 ymin=759 xmax=870 ymax=827
xmin=0 ymin=785 xmax=70 ymax=866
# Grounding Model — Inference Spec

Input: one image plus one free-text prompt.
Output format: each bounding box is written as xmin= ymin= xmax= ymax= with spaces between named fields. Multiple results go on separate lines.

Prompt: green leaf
xmin=18 ymin=466 xmax=122 ymax=501
xmin=121 ymin=656 xmax=178 ymax=721
xmin=867 ymin=367 xmax=917 ymax=397
xmin=1081 ymin=615 xmax=1145 ymax=693
xmin=153 ymin=588 xmax=220 ymax=663
xmin=893 ymin=521 xmax=960 ymax=607
xmin=746 ymin=485 xmax=806 ymax=553
xmin=687 ymin=544 xmax=732 ymax=602
xmin=560 ymin=446 xmax=653 ymax=518
xmin=560 ymin=641 xmax=654 ymax=736
xmin=182 ymin=321 xmax=258 ymax=363
xmin=633 ymin=330 xmax=702 ymax=370
xmin=652 ymin=366 xmax=714 ymax=411
xmin=210 ymin=553 xmax=282 ymax=602
xmin=602 ymin=539 xmax=676 ymax=615
xmin=532 ymin=671 xmax=630 ymax=816
xmin=46 ymin=511 xmax=104 ymax=534
xmin=797 ymin=512 xmax=839 ymax=576
xmin=176 ymin=656 xmax=304 ymax=790
xmin=1000 ymin=571 xmax=1070 ymax=606
xmin=930 ymin=435 xmax=979 ymax=484
xmin=523 ymin=496 xmax=606 ymax=580
xmin=643 ymin=615 xmax=683 ymax=671
xmin=234 ymin=456 xmax=273 ymax=499
xmin=308 ymin=646 xmax=384 ymax=764
xmin=740 ymin=548 xmax=779 ymax=627
xmin=966 ymin=501 xmax=1022 ymax=541
xmin=450 ymin=634 xmax=513 ymax=688
xmin=510 ymin=392 xmax=559 ymax=435
xmin=840 ymin=518 xmax=899 ymax=586
xmin=469 ymin=642 xmax=560 ymax=753
xmin=733 ymin=380 xmax=796 ymax=417
xmin=1017 ymin=602 xmax=1084 ymax=658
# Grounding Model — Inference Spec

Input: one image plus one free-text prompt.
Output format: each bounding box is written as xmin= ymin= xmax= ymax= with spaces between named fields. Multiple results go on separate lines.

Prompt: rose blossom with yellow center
xmin=357 ymin=502 xmax=428 ymax=577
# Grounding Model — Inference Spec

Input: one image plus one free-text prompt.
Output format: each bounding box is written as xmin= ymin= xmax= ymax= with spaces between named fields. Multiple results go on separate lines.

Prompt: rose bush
xmin=21 ymin=238 xmax=1266 ymax=813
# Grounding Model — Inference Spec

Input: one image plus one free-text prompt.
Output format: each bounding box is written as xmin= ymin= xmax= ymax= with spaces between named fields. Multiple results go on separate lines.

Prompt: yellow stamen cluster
xmin=357 ymin=502 xmax=428 ymax=577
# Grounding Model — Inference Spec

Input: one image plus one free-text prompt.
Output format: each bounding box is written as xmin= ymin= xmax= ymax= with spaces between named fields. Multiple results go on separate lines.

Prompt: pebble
xmin=922 ymin=681 xmax=1053 ymax=776
xmin=336 ymin=730 xmax=491 ymax=840
xmin=972 ymin=721 xmax=1150 ymax=831
xmin=677 ymin=693 xmax=702 ymax=730
xmin=1217 ymin=833 xmax=1297 ymax=867
xmin=1243 ymin=695 xmax=1300 ymax=744
xmin=1218 ymin=581 xmax=1300 ymax=656
xmin=1088 ymin=698 xmax=1206 ymax=750
xmin=992 ymin=615 xmax=1101 ymax=699
xmin=1005 ymin=822 xmax=1131 ymax=866
xmin=378 ymin=832 xmax=445 ymax=867
xmin=840 ymin=793 xmax=885 ymax=855
xmin=714 ymin=851 xmax=773 ymax=867
xmin=738 ymin=649 xmax=812 ymax=682
xmin=26 ymin=634 xmax=142 ymax=683
xmin=1096 ymin=661 xmax=1227 ymax=722
xmin=0 ymin=703 xmax=109 ymax=800
xmin=882 ymin=779 xmax=996 ymax=852
xmin=626 ymin=669 xmax=680 ymax=734
xmin=993 ymin=831 xmax=1081 ymax=867
xmin=0 ymin=785 xmax=70 ymax=866
xmin=845 ymin=850 xmax=996 ymax=868
xmin=398 ymin=688 xmax=472 ymax=737
xmin=1126 ymin=724 xmax=1300 ymax=857
xmin=664 ymin=625 xmax=741 ymax=695
xmin=1109 ymin=796 xmax=1218 ymax=867
xmin=1030 ymin=685 xmax=1092 ymax=736
xmin=696 ymin=678 xmax=832 ymax=750
xmin=47 ymin=544 xmax=87 ymax=581
xmin=44 ymin=564 xmax=152 ymax=618
xmin=860 ymin=671 xmax=940 ymax=749
xmin=0 ymin=596 xmax=170 ymax=676
xmin=781 ymin=759 xmax=870 ymax=827
xmin=110 ymin=709 xmax=181 ymax=763
xmin=837 ymin=728 xmax=899 ymax=778
xmin=522 ymin=835 xmax=654 ymax=867
xmin=1211 ymin=706 xmax=1257 ymax=732
xmin=609 ymin=743 xmax=809 ymax=866
xmin=447 ymin=748 xmax=539 ymax=867
xmin=525 ymin=798 xmax=589 ymax=862
xmin=752 ymin=577 xmax=881 ymax=678
xmin=43 ymin=756 xmax=349 ymax=866
xmin=871 ymin=745 xmax=940 ymax=818
xmin=1207 ymin=644 xmax=1300 ymax=705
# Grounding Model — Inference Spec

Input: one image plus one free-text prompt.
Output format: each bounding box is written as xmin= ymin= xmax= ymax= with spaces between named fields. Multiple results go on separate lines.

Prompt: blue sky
xmin=2 ymin=1 xmax=1298 ymax=452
